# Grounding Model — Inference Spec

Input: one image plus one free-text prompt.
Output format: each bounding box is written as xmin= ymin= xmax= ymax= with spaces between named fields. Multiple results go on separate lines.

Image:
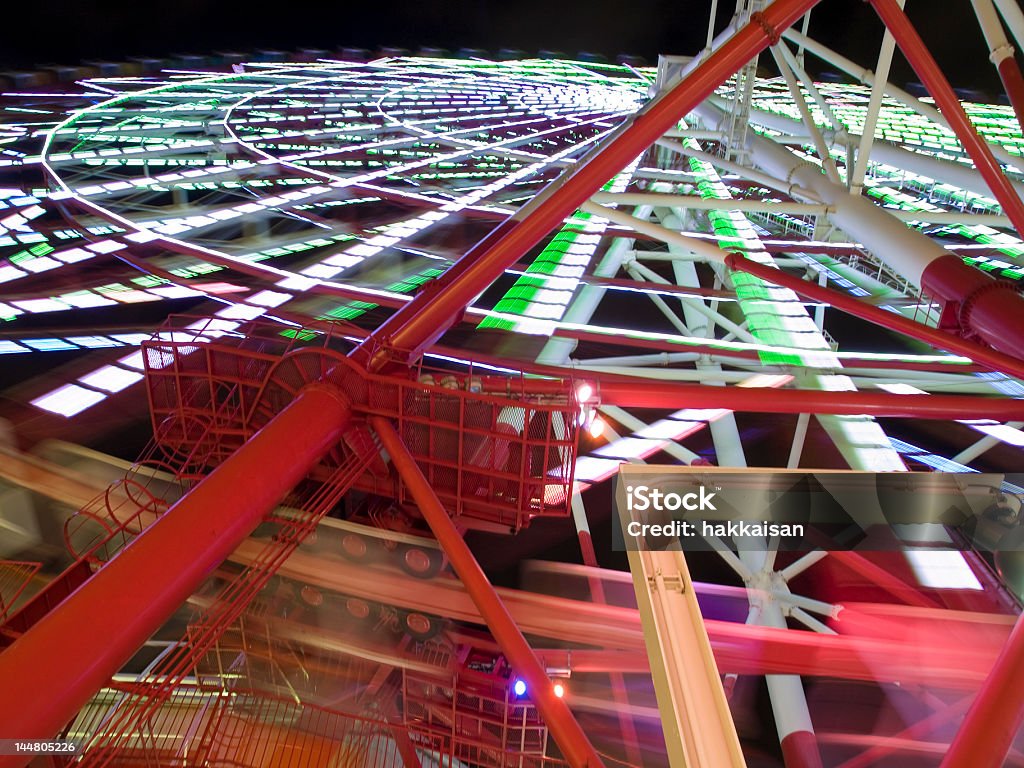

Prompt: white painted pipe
xmin=993 ymin=0 xmax=1024 ymax=57
xmin=694 ymin=102 xmax=947 ymax=287
xmin=713 ymin=94 xmax=1024 ymax=201
xmin=781 ymin=26 xmax=1022 ymax=169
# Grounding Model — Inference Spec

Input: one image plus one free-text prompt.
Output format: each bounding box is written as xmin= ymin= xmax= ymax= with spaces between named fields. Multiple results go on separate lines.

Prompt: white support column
xmin=780 ymin=27 xmax=1021 ymax=168
xmin=695 ymin=100 xmax=948 ymax=289
xmin=655 ymin=137 xmax=819 ymax=199
xmin=777 ymin=43 xmax=846 ymax=135
xmin=575 ymin=351 xmax=702 ymax=366
xmin=536 ymin=212 xmax=649 ymax=365
xmin=599 ymin=405 xmax=702 ymax=464
xmin=580 ymin=199 xmax=730 ymax=263
xmin=624 ymin=256 xmax=759 ymax=345
xmin=660 ymin=209 xmax=749 ymax=467
xmin=954 ymin=421 xmax=1024 ymax=464
xmin=788 ymin=607 xmax=837 ymax=635
xmin=992 ymin=0 xmax=1024 ymax=57
xmin=796 ymin=9 xmax=813 ymax=69
xmin=706 ymin=0 xmax=722 ymax=53
xmin=592 ymin=191 xmax=831 ymax=217
xmin=973 ymin=0 xmax=1017 ymax=68
xmin=714 ymin=91 xmax=1024 ymax=201
xmin=851 ymin=0 xmax=905 ymax=193
xmin=739 ymin=546 xmax=822 ymax=768
xmin=787 ymin=413 xmax=811 ymax=468
xmin=769 ymin=44 xmax=842 ymax=183
xmin=780 ymin=550 xmax=829 ymax=582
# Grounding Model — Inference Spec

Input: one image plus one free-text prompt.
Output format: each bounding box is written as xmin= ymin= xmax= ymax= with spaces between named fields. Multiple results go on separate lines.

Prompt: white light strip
xmin=877 ymin=382 xmax=1024 ymax=448
xmin=905 ymin=549 xmax=983 ymax=590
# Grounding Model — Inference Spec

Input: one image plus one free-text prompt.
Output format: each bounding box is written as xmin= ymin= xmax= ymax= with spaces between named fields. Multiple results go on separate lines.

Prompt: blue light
xmin=513 ymin=679 xmax=527 ymax=697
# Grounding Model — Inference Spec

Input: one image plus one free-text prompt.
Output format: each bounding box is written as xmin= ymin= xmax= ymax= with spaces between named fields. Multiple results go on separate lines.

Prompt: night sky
xmin=1 ymin=0 xmax=1004 ymax=93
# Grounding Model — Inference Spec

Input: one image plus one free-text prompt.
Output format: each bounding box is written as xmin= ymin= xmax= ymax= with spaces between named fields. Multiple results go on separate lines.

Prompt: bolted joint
xmin=990 ymin=43 xmax=1016 ymax=65
xmin=750 ymin=11 xmax=782 ymax=45
xmin=957 ymin=278 xmax=1024 ymax=344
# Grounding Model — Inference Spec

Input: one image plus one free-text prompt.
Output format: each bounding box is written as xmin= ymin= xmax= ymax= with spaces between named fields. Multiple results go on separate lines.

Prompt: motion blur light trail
xmin=0 ymin=34 xmax=1023 ymax=768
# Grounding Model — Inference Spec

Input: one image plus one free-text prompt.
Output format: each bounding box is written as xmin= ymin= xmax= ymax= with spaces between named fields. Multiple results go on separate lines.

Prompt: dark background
xmin=0 ymin=0 xmax=1005 ymax=93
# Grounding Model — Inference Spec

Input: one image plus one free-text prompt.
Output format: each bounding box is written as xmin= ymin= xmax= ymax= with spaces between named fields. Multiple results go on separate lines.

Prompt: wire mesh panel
xmin=144 ymin=326 xmax=286 ymax=479
xmin=379 ymin=372 xmax=578 ymax=531
xmin=402 ymin=648 xmax=549 ymax=768
xmin=0 ymin=560 xmax=41 ymax=623
xmin=141 ymin=317 xmax=581 ymax=532
xmin=62 ymin=685 xmax=569 ymax=768
xmin=70 ymin=450 xmax=375 ymax=767
xmin=62 ymin=479 xmax=169 ymax=564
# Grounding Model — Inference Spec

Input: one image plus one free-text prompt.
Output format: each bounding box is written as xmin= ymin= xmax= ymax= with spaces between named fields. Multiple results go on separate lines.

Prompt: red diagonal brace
xmin=350 ymin=0 xmax=823 ymax=372
xmin=724 ymin=251 xmax=1024 ymax=378
xmin=369 ymin=416 xmax=605 ymax=768
xmin=942 ymin=611 xmax=1024 ymax=768
xmin=869 ymin=0 xmax=1024 ymax=235
xmin=0 ymin=386 xmax=352 ymax=766
xmin=595 ymin=378 xmax=1024 ymax=420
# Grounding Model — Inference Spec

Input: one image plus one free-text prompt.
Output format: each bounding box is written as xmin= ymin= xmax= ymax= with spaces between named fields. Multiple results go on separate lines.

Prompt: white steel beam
xmin=624 ymin=256 xmax=759 ymax=344
xmin=659 ymin=207 xmax=749 ymax=467
xmin=954 ymin=422 xmax=1024 ymax=463
xmin=851 ymin=0 xmax=905 ymax=192
xmin=992 ymin=0 xmax=1024 ymax=57
xmin=776 ymin=42 xmax=845 ymax=135
xmin=779 ymin=27 xmax=1022 ymax=169
xmin=769 ymin=43 xmax=842 ymax=183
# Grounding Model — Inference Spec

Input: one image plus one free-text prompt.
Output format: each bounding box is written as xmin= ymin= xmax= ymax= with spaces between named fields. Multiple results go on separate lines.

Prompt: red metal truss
xmin=0 ymin=386 xmax=353 ymax=754
xmin=942 ymin=613 xmax=1024 ymax=768
xmin=350 ymin=0 xmax=823 ymax=372
xmin=4 ymin=0 xmax=1024 ymax=766
xmin=869 ymin=0 xmax=1024 ymax=236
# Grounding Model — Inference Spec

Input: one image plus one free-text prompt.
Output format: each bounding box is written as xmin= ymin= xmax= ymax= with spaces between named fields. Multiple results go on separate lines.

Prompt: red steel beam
xmin=350 ymin=0 xmax=823 ymax=372
xmin=827 ymin=550 xmax=941 ymax=609
xmin=369 ymin=416 xmax=605 ymax=768
xmin=868 ymin=0 xmax=1024 ymax=235
xmin=997 ymin=55 xmax=1024 ymax=133
xmin=835 ymin=695 xmax=973 ymax=768
xmin=724 ymin=252 xmax=1024 ymax=379
xmin=0 ymin=385 xmax=352 ymax=765
xmin=594 ymin=378 xmax=1024 ymax=420
xmin=941 ymin=612 xmax=1024 ymax=768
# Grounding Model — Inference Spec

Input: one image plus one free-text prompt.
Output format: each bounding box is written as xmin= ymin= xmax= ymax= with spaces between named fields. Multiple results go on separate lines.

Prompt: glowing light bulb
xmin=576 ymin=383 xmax=593 ymax=402
xmin=513 ymin=679 xmax=527 ymax=697
xmin=588 ymin=416 xmax=605 ymax=439
xmin=553 ymin=681 xmax=565 ymax=698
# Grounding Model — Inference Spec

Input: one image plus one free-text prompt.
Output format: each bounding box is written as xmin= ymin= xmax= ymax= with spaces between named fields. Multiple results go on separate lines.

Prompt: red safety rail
xmin=71 ymin=448 xmax=374 ymax=767
xmin=142 ymin=320 xmax=302 ymax=475
xmin=0 ymin=560 xmax=90 ymax=649
xmin=403 ymin=646 xmax=549 ymax=765
xmin=63 ymin=478 xmax=170 ymax=564
xmin=142 ymin=316 xmax=580 ymax=532
xmin=60 ymin=684 xmax=572 ymax=768
xmin=0 ymin=560 xmax=41 ymax=623
xmin=203 ymin=609 xmax=385 ymax=706
xmin=2 ymin=466 xmax=185 ymax=649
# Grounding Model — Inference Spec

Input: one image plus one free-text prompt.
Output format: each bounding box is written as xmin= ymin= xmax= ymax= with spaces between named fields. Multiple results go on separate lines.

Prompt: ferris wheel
xmin=1 ymin=0 xmax=1024 ymax=767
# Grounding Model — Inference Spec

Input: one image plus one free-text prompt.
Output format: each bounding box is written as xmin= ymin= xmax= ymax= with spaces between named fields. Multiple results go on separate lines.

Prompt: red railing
xmin=61 ymin=685 xmax=573 ymax=768
xmin=141 ymin=317 xmax=580 ymax=532
xmin=0 ymin=560 xmax=41 ymax=623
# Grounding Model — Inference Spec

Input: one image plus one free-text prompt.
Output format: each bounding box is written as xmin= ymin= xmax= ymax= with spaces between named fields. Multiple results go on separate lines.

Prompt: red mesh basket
xmin=141 ymin=317 xmax=580 ymax=532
